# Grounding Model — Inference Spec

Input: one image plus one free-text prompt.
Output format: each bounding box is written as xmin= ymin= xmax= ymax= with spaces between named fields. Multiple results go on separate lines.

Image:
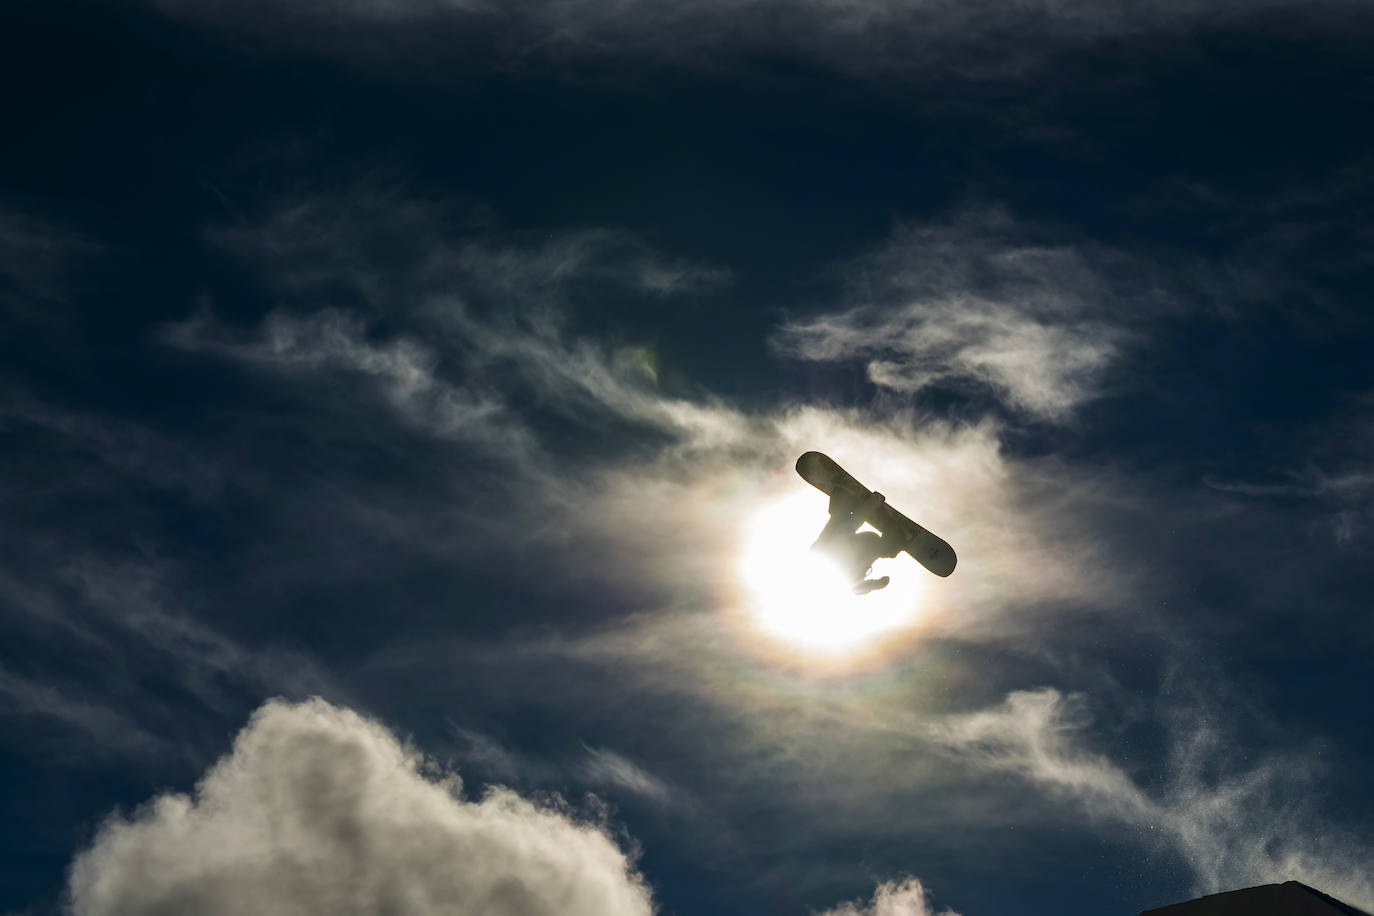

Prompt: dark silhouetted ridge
xmin=1141 ymin=881 xmax=1372 ymax=916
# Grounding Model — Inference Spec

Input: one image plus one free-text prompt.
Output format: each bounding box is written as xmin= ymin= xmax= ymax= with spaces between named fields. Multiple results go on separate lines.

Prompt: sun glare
xmin=739 ymin=490 xmax=927 ymax=653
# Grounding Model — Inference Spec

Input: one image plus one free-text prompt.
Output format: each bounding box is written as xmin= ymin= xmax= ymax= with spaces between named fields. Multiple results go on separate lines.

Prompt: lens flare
xmin=739 ymin=489 xmax=927 ymax=652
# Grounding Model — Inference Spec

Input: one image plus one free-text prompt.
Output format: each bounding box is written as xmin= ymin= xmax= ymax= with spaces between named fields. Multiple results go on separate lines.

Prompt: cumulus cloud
xmin=66 ymin=697 xmax=655 ymax=916
xmin=817 ymin=877 xmax=960 ymax=916
xmin=775 ymin=210 xmax=1165 ymax=422
xmin=928 ymin=688 xmax=1374 ymax=910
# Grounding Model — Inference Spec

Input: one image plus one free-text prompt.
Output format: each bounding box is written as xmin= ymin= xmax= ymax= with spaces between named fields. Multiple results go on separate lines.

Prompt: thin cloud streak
xmin=580 ymin=746 xmax=676 ymax=806
xmin=443 ymin=725 xmax=683 ymax=810
xmin=0 ymin=667 xmax=173 ymax=761
xmin=150 ymin=0 xmax=1368 ymax=78
xmin=0 ymin=207 xmax=104 ymax=307
xmin=1204 ymin=412 xmax=1374 ymax=547
xmin=927 ymin=688 xmax=1374 ymax=910
xmin=164 ymin=308 xmax=534 ymax=457
xmin=0 ymin=417 xmax=338 ymax=757
xmin=206 ymin=194 xmax=729 ymax=307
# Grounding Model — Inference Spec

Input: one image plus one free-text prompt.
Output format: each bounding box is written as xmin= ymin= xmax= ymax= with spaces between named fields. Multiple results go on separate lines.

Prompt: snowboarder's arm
xmin=815 ymin=511 xmax=857 ymax=546
xmin=827 ymin=488 xmax=858 ymax=518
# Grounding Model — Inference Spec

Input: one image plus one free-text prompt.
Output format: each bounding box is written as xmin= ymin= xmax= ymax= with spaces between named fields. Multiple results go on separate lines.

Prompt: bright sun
xmin=739 ymin=489 xmax=928 ymax=652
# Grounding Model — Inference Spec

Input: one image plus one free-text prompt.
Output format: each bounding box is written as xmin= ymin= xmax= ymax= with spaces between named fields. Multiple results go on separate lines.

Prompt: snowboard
xmin=795 ymin=451 xmax=957 ymax=578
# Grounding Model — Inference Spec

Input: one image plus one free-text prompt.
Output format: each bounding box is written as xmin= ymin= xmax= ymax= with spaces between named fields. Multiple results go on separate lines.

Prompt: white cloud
xmin=179 ymin=200 xmax=737 ymax=458
xmin=928 ymin=688 xmax=1374 ymax=911
xmin=66 ymin=697 xmax=655 ymax=916
xmin=435 ymin=302 xmax=752 ymax=453
xmin=817 ymin=877 xmax=960 ymax=916
xmin=775 ymin=211 xmax=1159 ymax=422
xmin=783 ymin=298 xmax=1117 ymax=421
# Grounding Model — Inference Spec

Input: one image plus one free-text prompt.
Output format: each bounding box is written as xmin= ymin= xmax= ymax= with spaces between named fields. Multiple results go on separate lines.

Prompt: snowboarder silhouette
xmin=812 ymin=487 xmax=903 ymax=594
xmin=795 ymin=451 xmax=957 ymax=586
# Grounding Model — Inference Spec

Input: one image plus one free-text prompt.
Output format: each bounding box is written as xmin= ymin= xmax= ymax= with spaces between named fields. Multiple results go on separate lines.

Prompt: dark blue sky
xmin=4 ymin=2 xmax=1374 ymax=915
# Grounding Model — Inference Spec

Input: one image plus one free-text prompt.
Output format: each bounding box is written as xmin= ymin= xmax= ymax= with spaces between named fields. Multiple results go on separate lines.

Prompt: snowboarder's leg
xmin=853 ymin=575 xmax=890 ymax=595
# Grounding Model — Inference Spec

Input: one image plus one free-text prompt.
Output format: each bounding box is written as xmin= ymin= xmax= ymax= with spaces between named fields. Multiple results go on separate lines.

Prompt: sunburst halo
xmin=738 ymin=489 xmax=928 ymax=653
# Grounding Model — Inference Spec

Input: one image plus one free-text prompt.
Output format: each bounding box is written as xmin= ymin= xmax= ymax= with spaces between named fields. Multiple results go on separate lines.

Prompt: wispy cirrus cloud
xmin=0 ymin=666 xmax=174 ymax=762
xmin=444 ymin=724 xmax=681 ymax=809
xmin=150 ymin=0 xmax=1369 ymax=79
xmin=0 ymin=207 xmax=103 ymax=307
xmin=1208 ymin=467 xmax=1374 ymax=546
xmin=163 ymin=308 xmax=534 ymax=456
xmin=168 ymin=208 xmax=1129 ymax=633
xmin=0 ymin=546 xmax=338 ymax=764
xmin=927 ymin=688 xmax=1374 ymax=910
xmin=580 ymin=745 xmax=676 ymax=806
xmin=0 ymin=396 xmax=337 ymax=760
xmin=1205 ymin=411 xmax=1374 ymax=548
xmin=206 ymin=191 xmax=729 ymax=308
xmin=774 ymin=209 xmax=1169 ymax=422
